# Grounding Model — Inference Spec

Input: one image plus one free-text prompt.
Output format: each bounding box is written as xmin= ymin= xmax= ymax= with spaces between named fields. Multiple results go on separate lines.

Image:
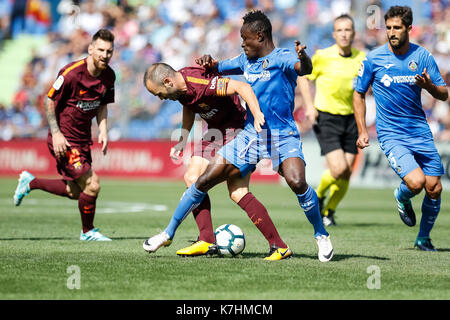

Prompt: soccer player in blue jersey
xmin=354 ymin=6 xmax=448 ymax=251
xmin=143 ymin=10 xmax=334 ymax=262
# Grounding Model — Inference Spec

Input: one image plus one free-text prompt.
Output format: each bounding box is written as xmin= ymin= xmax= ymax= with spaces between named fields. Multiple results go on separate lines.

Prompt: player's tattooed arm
xmin=294 ymin=40 xmax=313 ymax=76
xmin=45 ymin=98 xmax=70 ymax=158
xmin=45 ymin=98 xmax=60 ymax=134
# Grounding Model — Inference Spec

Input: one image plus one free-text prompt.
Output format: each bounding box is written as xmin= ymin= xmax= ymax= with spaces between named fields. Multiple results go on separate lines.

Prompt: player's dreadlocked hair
xmin=92 ymin=28 xmax=115 ymax=43
xmin=384 ymin=6 xmax=413 ymax=28
xmin=242 ymin=10 xmax=272 ymax=41
xmin=143 ymin=62 xmax=176 ymax=86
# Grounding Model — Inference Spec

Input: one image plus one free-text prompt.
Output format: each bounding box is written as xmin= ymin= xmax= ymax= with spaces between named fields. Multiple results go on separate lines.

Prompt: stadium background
xmin=0 ymin=0 xmax=449 ymax=302
xmin=0 ymin=0 xmax=448 ymax=187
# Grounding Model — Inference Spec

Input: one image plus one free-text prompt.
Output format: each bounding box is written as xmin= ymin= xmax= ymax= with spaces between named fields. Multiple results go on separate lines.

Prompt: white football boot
xmin=143 ymin=231 xmax=172 ymax=253
xmin=315 ymin=235 xmax=334 ymax=262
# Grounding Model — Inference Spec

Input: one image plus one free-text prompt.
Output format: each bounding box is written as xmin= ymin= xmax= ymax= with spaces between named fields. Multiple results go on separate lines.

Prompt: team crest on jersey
xmin=262 ymin=59 xmax=269 ymax=69
xmin=408 ymin=60 xmax=418 ymax=72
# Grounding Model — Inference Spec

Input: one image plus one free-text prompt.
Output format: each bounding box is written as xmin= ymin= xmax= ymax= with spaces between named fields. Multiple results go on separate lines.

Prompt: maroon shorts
xmin=192 ymin=129 xmax=240 ymax=161
xmin=47 ymin=139 xmax=91 ymax=181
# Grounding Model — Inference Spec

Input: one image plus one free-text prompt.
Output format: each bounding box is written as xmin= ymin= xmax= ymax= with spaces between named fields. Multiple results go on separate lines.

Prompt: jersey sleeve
xmin=218 ymin=54 xmax=245 ymax=75
xmin=47 ymin=69 xmax=72 ymax=101
xmin=355 ymin=56 xmax=374 ymax=93
xmin=203 ymin=76 xmax=231 ymax=97
xmin=101 ymin=71 xmax=116 ymax=105
xmin=424 ymin=51 xmax=446 ymax=87
xmin=278 ymin=49 xmax=300 ymax=80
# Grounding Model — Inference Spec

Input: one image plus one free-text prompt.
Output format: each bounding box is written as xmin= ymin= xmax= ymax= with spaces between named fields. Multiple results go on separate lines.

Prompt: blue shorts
xmin=379 ymin=136 xmax=444 ymax=179
xmin=218 ymin=127 xmax=305 ymax=177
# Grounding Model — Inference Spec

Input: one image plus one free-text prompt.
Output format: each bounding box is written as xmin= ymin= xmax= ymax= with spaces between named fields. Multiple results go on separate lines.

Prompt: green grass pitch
xmin=0 ymin=178 xmax=449 ymax=300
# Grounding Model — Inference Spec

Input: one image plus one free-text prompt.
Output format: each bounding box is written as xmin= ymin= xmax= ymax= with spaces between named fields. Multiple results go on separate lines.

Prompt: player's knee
xmin=426 ymin=182 xmax=442 ymax=200
xmin=229 ymin=188 xmax=247 ymax=203
xmin=406 ymin=178 xmax=426 ymax=194
xmin=285 ymin=175 xmax=307 ymax=194
xmin=86 ymin=178 xmax=101 ymax=195
xmin=195 ymin=174 xmax=210 ymax=192
xmin=184 ymin=172 xmax=199 ymax=187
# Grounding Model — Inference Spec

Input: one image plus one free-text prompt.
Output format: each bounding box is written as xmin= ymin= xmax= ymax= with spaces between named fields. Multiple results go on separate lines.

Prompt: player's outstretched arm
xmin=45 ymin=98 xmax=70 ymax=158
xmin=294 ymin=40 xmax=313 ymax=76
xmin=415 ymin=68 xmax=449 ymax=101
xmin=195 ymin=55 xmax=219 ymax=70
xmin=226 ymin=79 xmax=265 ymax=132
xmin=353 ymin=91 xmax=370 ymax=149
xmin=97 ymin=104 xmax=108 ymax=155
xmin=171 ymin=107 xmax=195 ymax=160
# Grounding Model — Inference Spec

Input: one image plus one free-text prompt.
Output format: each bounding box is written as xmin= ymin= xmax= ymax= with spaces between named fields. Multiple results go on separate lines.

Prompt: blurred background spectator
xmin=0 ymin=0 xmax=448 ymax=141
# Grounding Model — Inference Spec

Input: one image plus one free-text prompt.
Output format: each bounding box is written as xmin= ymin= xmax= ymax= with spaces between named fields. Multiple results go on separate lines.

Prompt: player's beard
xmin=389 ymin=34 xmax=407 ymax=49
xmin=93 ymin=57 xmax=109 ymax=71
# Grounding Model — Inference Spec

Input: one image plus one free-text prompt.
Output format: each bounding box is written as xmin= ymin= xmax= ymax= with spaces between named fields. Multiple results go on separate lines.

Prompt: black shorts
xmin=313 ymin=110 xmax=358 ymax=156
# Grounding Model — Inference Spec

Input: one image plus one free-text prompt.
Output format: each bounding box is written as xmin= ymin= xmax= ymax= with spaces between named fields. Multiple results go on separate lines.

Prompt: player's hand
xmin=170 ymin=142 xmax=185 ymax=160
xmin=52 ymin=132 xmax=71 ymax=159
xmin=295 ymin=40 xmax=308 ymax=60
xmin=98 ymin=131 xmax=108 ymax=155
xmin=415 ymin=68 xmax=433 ymax=90
xmin=195 ymin=55 xmax=218 ymax=69
xmin=253 ymin=111 xmax=265 ymax=133
xmin=356 ymin=132 xmax=370 ymax=149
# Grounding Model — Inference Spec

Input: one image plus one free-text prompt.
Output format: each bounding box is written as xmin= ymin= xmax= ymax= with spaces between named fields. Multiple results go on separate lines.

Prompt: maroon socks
xmin=78 ymin=192 xmax=97 ymax=233
xmin=238 ymin=192 xmax=287 ymax=248
xmin=29 ymin=178 xmax=69 ymax=197
xmin=192 ymin=194 xmax=215 ymax=243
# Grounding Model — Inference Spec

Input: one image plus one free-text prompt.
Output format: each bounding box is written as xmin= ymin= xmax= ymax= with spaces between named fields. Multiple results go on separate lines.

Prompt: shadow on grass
xmin=0 ymin=237 xmax=147 ymax=241
xmin=342 ymin=223 xmax=397 ymax=228
xmin=404 ymin=247 xmax=450 ymax=252
xmin=226 ymin=252 xmax=390 ymax=261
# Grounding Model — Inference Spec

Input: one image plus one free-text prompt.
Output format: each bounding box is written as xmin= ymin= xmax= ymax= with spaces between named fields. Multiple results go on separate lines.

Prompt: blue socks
xmin=418 ymin=195 xmax=440 ymax=238
xmin=297 ymin=185 xmax=328 ymax=238
xmin=164 ymin=184 xmax=207 ymax=239
xmin=396 ymin=181 xmax=416 ymax=202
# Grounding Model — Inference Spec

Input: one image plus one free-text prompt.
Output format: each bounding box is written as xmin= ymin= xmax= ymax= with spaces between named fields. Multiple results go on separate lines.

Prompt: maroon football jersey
xmin=178 ymin=67 xmax=246 ymax=134
xmin=47 ymin=58 xmax=115 ymax=145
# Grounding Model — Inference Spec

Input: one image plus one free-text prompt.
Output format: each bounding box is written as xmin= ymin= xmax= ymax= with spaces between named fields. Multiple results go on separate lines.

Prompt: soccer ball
xmin=214 ymin=224 xmax=245 ymax=257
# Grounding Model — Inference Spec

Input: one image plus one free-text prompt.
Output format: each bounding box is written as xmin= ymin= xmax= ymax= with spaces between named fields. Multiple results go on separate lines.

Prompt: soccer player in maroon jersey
xmin=13 ymin=29 xmax=116 ymax=241
xmin=143 ymin=62 xmax=292 ymax=260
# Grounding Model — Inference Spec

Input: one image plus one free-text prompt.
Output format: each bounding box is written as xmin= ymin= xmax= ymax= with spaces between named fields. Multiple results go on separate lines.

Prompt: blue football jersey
xmin=218 ymin=48 xmax=300 ymax=134
xmin=355 ymin=43 xmax=446 ymax=141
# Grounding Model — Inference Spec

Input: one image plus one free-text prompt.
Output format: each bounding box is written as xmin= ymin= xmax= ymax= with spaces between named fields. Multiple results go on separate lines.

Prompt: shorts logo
xmin=408 ymin=60 xmax=418 ymax=72
xmin=67 ymin=149 xmax=81 ymax=169
xmin=388 ymin=152 xmax=401 ymax=173
xmin=73 ymin=161 xmax=82 ymax=170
